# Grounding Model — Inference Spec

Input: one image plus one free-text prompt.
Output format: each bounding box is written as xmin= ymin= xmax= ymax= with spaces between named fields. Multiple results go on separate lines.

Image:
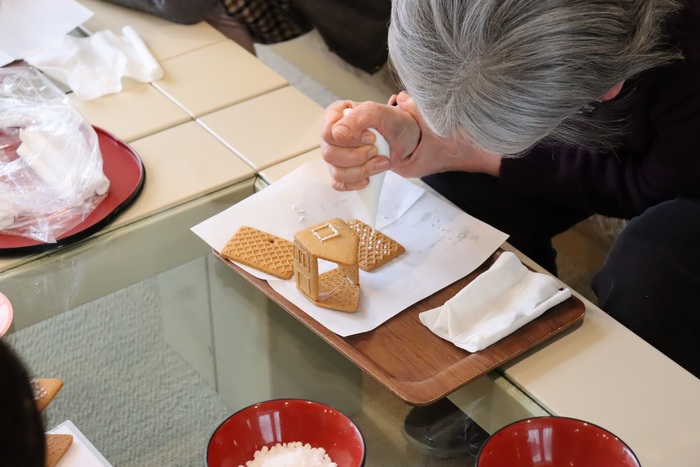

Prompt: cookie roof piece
xmin=221 ymin=226 xmax=295 ymax=279
xmin=347 ymin=219 xmax=406 ymax=272
xmin=294 ymin=218 xmax=359 ymax=266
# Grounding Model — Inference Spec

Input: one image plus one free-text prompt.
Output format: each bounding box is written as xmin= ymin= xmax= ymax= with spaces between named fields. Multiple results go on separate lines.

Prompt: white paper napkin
xmin=23 ymin=26 xmax=163 ymax=100
xmin=419 ymin=251 xmax=571 ymax=352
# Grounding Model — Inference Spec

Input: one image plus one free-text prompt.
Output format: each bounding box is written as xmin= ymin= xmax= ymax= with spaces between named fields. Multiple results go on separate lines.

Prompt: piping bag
xmin=343 ymin=108 xmax=390 ymax=228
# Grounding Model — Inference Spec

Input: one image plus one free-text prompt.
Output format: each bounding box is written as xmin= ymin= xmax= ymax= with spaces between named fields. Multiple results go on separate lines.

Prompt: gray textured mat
xmin=6 ymin=278 xmax=232 ymax=467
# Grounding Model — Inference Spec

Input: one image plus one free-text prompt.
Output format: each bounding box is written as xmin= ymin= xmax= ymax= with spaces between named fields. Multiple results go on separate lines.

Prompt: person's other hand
xmin=392 ymin=92 xmax=503 ymax=178
xmin=321 ymin=99 xmax=420 ymax=191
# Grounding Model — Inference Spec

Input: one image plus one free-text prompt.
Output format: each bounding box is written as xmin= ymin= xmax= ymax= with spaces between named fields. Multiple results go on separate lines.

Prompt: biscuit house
xmin=293 ymin=218 xmax=360 ymax=312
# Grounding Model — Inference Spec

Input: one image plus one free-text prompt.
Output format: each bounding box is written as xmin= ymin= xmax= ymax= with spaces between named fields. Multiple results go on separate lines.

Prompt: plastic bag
xmin=0 ymin=67 xmax=110 ymax=243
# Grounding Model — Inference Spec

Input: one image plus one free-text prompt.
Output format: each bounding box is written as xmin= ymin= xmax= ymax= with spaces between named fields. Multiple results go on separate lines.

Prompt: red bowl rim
xmin=475 ymin=415 xmax=640 ymax=466
xmin=205 ymin=398 xmax=366 ymax=467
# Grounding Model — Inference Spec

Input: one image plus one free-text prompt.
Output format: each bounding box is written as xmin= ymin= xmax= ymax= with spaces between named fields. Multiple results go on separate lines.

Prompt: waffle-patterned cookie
xmin=311 ymin=268 xmax=361 ymax=312
xmin=347 ymin=219 xmax=405 ymax=272
xmin=46 ymin=434 xmax=73 ymax=467
xmin=221 ymin=226 xmax=295 ymax=279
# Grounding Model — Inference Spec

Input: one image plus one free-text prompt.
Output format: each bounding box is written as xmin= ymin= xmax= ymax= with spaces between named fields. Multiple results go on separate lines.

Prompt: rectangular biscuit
xmin=221 ymin=226 xmax=295 ymax=279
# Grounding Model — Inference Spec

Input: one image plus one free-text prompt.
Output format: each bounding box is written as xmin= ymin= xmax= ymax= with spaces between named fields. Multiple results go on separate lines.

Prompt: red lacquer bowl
xmin=206 ymin=399 xmax=365 ymax=467
xmin=476 ymin=416 xmax=640 ymax=467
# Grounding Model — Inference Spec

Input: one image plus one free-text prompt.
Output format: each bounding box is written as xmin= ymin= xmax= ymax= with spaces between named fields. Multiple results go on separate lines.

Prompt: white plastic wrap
xmin=0 ymin=67 xmax=110 ymax=243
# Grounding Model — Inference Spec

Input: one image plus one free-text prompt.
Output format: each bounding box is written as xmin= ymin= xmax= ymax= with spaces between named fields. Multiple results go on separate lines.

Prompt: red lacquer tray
xmin=0 ymin=127 xmax=145 ymax=256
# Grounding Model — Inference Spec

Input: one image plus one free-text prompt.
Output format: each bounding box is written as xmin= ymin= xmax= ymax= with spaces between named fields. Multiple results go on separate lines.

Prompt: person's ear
xmin=601 ymin=81 xmax=625 ymax=101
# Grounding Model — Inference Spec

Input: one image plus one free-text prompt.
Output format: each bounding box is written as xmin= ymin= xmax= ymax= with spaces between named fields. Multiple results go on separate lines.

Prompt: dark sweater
xmin=499 ymin=0 xmax=700 ymax=219
xmin=292 ymin=0 xmax=391 ymax=74
xmin=100 ymin=0 xmax=219 ymax=24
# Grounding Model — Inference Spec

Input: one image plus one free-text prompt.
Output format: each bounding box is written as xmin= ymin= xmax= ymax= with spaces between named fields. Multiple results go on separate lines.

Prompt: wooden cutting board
xmin=217 ymin=249 xmax=585 ymax=406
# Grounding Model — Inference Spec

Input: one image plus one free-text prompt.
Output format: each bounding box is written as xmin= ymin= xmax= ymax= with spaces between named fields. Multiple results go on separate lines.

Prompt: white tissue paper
xmin=22 ymin=26 xmax=163 ymax=100
xmin=419 ymin=251 xmax=571 ymax=352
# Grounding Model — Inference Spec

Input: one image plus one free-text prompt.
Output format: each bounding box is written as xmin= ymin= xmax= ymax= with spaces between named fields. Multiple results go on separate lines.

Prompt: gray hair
xmin=388 ymin=0 xmax=681 ymax=154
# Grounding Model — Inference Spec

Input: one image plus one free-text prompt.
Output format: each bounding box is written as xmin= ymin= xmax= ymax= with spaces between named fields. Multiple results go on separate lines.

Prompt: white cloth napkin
xmin=23 ymin=26 xmax=163 ymax=100
xmin=419 ymin=251 xmax=572 ymax=352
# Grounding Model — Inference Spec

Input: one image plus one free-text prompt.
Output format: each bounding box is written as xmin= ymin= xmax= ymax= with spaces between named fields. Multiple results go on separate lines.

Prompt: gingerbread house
xmin=293 ymin=218 xmax=360 ymax=312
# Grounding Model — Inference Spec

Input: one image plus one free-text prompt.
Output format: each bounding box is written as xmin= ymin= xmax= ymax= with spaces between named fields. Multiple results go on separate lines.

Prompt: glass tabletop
xmin=3 ymin=252 xmax=537 ymax=467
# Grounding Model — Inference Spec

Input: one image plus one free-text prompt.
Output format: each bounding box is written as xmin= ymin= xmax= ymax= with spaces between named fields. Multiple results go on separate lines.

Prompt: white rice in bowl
xmin=241 ymin=441 xmax=337 ymax=467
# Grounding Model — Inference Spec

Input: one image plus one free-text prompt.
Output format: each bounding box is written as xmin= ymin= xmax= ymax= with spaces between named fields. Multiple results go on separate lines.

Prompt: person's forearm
xmin=410 ymin=129 xmax=503 ymax=177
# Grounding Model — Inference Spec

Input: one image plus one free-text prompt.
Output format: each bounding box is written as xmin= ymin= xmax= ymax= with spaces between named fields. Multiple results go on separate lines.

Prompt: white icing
xmin=311 ymin=223 xmax=340 ymax=241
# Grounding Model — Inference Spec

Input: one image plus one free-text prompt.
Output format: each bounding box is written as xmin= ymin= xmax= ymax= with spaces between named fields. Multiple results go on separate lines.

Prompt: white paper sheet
xmin=48 ymin=420 xmax=113 ymax=467
xmin=0 ymin=0 xmax=93 ymax=66
xmin=192 ymin=157 xmax=509 ymax=336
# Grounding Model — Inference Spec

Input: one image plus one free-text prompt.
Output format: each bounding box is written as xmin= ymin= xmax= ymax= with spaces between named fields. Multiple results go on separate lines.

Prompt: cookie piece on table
xmin=45 ymin=433 xmax=73 ymax=467
xmin=32 ymin=378 xmax=64 ymax=412
xmin=347 ymin=219 xmax=405 ymax=272
xmin=221 ymin=226 xmax=295 ymax=279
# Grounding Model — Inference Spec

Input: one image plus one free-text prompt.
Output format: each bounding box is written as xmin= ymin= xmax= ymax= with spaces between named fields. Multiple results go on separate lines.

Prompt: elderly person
xmin=321 ymin=0 xmax=700 ymax=457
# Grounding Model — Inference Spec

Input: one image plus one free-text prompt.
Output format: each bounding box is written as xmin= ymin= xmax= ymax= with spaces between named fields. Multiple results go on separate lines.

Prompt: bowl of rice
xmin=206 ymin=399 xmax=366 ymax=467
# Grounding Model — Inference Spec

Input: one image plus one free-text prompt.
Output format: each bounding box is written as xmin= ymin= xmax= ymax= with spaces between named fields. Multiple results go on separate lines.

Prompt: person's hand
xmin=321 ymin=99 xmax=421 ymax=191
xmin=391 ymin=92 xmax=503 ymax=178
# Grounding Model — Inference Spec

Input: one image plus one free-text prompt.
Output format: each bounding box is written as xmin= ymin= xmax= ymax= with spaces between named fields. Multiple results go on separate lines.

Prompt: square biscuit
xmin=347 ymin=219 xmax=405 ymax=272
xmin=221 ymin=226 xmax=295 ymax=279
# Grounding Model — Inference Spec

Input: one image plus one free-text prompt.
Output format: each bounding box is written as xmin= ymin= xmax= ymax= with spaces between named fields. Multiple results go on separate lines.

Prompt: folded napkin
xmin=23 ymin=26 xmax=163 ymax=101
xmin=419 ymin=251 xmax=571 ymax=352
